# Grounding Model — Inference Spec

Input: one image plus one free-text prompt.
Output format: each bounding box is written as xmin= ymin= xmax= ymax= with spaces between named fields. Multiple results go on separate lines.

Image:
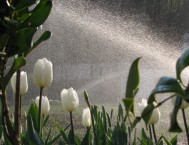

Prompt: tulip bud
xmin=33 ymin=58 xmax=53 ymax=88
xmin=138 ymin=98 xmax=147 ymax=114
xmin=11 ymin=71 xmax=28 ymax=96
xmin=148 ymin=102 xmax=161 ymax=124
xmin=138 ymin=98 xmax=161 ymax=124
xmin=60 ymin=88 xmax=79 ymax=112
xmin=171 ymin=96 xmax=189 ymax=109
xmin=82 ymin=107 xmax=92 ymax=127
xmin=35 ymin=96 xmax=50 ymax=115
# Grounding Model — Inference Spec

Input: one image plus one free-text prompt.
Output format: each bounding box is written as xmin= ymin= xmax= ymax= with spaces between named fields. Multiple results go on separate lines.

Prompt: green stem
xmin=38 ymin=87 xmax=43 ymax=135
xmin=84 ymin=91 xmax=98 ymax=145
xmin=70 ymin=112 xmax=75 ymax=144
xmin=149 ymin=125 xmax=152 ymax=140
xmin=182 ymin=109 xmax=189 ymax=144
xmin=152 ymin=124 xmax=157 ymax=145
xmin=0 ymin=56 xmax=14 ymax=141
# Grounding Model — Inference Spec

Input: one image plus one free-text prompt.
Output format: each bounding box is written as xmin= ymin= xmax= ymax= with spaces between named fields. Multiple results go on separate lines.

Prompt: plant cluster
xmin=1 ymin=0 xmax=189 ymax=145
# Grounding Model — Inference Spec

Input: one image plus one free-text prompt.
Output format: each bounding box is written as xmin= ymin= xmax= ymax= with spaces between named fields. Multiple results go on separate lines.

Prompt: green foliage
xmin=176 ymin=49 xmax=189 ymax=85
xmin=123 ymin=57 xmax=141 ymax=126
xmin=0 ymin=57 xmax=26 ymax=90
xmin=148 ymin=77 xmax=185 ymax=104
xmin=0 ymin=0 xmax=52 ymax=144
xmin=123 ymin=48 xmax=189 ymax=134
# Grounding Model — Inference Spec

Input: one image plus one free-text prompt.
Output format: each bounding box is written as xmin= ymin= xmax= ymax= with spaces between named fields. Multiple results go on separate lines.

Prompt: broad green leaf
xmin=169 ymin=97 xmax=182 ymax=132
xmin=176 ymin=48 xmax=189 ymax=83
xmin=27 ymin=116 xmax=44 ymax=145
xmin=68 ymin=129 xmax=74 ymax=144
xmin=81 ymin=128 xmax=91 ymax=145
xmin=27 ymin=103 xmax=39 ymax=131
xmin=125 ymin=57 xmax=141 ymax=115
xmin=148 ymin=77 xmax=184 ymax=104
xmin=14 ymin=0 xmax=37 ymax=10
xmin=141 ymin=104 xmax=154 ymax=125
xmin=0 ymin=32 xmax=9 ymax=51
xmin=0 ymin=57 xmax=26 ymax=90
xmin=21 ymin=0 xmax=52 ymax=27
xmin=6 ymin=28 xmax=37 ymax=57
xmin=25 ymin=31 xmax=51 ymax=56
xmin=16 ymin=8 xmax=30 ymax=23
xmin=123 ymin=98 xmax=136 ymax=125
xmin=123 ymin=98 xmax=133 ymax=115
xmin=74 ymin=135 xmax=81 ymax=145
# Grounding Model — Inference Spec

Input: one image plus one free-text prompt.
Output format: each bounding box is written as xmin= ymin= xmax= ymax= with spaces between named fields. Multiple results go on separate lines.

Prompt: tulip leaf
xmin=46 ymin=133 xmax=61 ymax=145
xmin=162 ymin=136 xmax=172 ymax=145
xmin=0 ymin=32 xmax=9 ymax=52
xmin=26 ymin=116 xmax=44 ymax=145
xmin=102 ymin=106 xmax=108 ymax=132
xmin=170 ymin=135 xmax=177 ymax=145
xmin=27 ymin=103 xmax=39 ymax=131
xmin=6 ymin=28 xmax=37 ymax=57
xmin=111 ymin=124 xmax=127 ymax=145
xmin=148 ymin=77 xmax=184 ymax=104
xmin=68 ymin=129 xmax=74 ymax=144
xmin=176 ymin=48 xmax=189 ymax=83
xmin=118 ymin=104 xmax=124 ymax=123
xmin=14 ymin=0 xmax=37 ymax=10
xmin=141 ymin=128 xmax=153 ymax=145
xmin=169 ymin=97 xmax=182 ymax=132
xmin=45 ymin=128 xmax=51 ymax=145
xmin=123 ymin=98 xmax=136 ymax=126
xmin=81 ymin=128 xmax=91 ymax=145
xmin=42 ymin=115 xmax=49 ymax=128
xmin=21 ymin=0 xmax=52 ymax=28
xmin=0 ymin=57 xmax=26 ymax=90
xmin=25 ymin=31 xmax=51 ymax=56
xmin=125 ymin=57 xmax=141 ymax=114
xmin=106 ymin=113 xmax=112 ymax=127
xmin=55 ymin=122 xmax=69 ymax=143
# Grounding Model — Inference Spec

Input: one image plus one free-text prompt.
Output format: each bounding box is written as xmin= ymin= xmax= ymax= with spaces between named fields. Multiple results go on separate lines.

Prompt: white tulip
xmin=82 ymin=107 xmax=92 ymax=127
xmin=35 ymin=96 xmax=50 ymax=115
xmin=171 ymin=96 xmax=189 ymax=109
xmin=33 ymin=58 xmax=53 ymax=88
xmin=138 ymin=98 xmax=161 ymax=124
xmin=138 ymin=98 xmax=148 ymax=114
xmin=11 ymin=71 xmax=28 ymax=96
xmin=60 ymin=88 xmax=79 ymax=112
xmin=148 ymin=102 xmax=161 ymax=124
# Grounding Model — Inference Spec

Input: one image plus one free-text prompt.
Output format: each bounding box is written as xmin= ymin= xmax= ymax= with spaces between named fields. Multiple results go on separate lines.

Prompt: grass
xmin=10 ymin=100 xmax=189 ymax=144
